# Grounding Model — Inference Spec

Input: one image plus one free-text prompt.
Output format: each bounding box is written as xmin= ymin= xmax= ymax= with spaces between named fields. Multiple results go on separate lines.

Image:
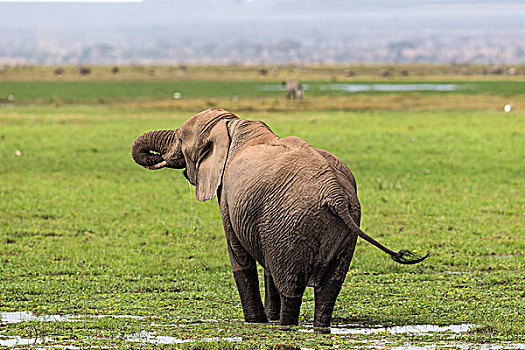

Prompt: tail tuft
xmin=391 ymin=249 xmax=429 ymax=264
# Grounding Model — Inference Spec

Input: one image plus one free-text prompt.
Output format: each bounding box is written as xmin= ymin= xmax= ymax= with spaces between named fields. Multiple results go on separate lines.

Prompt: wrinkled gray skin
xmin=131 ymin=108 xmax=427 ymax=328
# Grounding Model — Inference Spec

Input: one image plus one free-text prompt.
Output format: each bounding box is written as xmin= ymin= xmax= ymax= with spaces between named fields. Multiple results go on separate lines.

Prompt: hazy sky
xmin=1 ymin=0 xmax=524 ymax=64
xmin=1 ymin=0 xmax=524 ymax=28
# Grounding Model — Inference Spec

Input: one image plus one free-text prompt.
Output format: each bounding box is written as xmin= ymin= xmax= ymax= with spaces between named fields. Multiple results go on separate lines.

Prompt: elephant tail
xmin=327 ymin=199 xmax=429 ymax=265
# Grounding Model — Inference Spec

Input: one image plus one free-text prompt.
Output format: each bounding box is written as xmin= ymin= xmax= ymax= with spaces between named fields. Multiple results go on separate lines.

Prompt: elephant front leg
xmin=221 ymin=202 xmax=267 ymax=323
xmin=226 ymin=231 xmax=267 ymax=323
xmin=232 ymin=268 xmax=268 ymax=323
xmin=264 ymin=271 xmax=281 ymax=321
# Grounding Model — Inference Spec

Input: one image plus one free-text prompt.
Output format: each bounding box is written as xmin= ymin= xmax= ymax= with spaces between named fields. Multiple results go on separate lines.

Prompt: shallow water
xmin=258 ymin=83 xmax=459 ymax=93
xmin=298 ymin=322 xmax=475 ymax=335
xmin=0 ymin=311 xmax=77 ymax=323
xmin=387 ymin=343 xmax=525 ymax=350
xmin=0 ymin=311 xmax=151 ymax=324
xmin=320 ymin=83 xmax=460 ymax=92
xmin=126 ymin=331 xmax=189 ymax=344
xmin=0 ymin=335 xmax=53 ymax=347
xmin=127 ymin=331 xmax=242 ymax=345
xmin=2 ymin=312 xmax=524 ymax=349
xmin=328 ymin=323 xmax=475 ymax=335
xmin=258 ymin=84 xmax=311 ymax=91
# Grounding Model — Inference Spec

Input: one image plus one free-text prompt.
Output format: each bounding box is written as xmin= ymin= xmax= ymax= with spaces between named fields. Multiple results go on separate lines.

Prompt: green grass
xmin=1 ymin=80 xmax=525 ymax=102
xmin=0 ymin=97 xmax=524 ymax=348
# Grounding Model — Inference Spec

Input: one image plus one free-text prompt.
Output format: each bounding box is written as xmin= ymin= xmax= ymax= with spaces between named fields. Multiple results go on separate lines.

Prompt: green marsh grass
xmin=0 ymin=82 xmax=524 ymax=348
xmin=1 ymin=80 xmax=525 ymax=102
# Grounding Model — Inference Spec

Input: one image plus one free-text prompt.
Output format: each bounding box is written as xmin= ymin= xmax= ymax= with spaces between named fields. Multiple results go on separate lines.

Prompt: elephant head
xmin=131 ymin=108 xmax=238 ymax=201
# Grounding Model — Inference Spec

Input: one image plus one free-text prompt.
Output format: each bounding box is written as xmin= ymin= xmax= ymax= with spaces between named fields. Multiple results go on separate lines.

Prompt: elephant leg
xmin=313 ymin=237 xmax=355 ymax=328
xmin=219 ymin=198 xmax=267 ymax=323
xmin=264 ymin=271 xmax=281 ymax=321
xmin=278 ymin=273 xmax=307 ymax=326
xmin=279 ymin=287 xmax=305 ymax=326
xmin=232 ymin=268 xmax=268 ymax=323
xmin=313 ymin=224 xmax=358 ymax=328
xmin=313 ymin=280 xmax=343 ymax=328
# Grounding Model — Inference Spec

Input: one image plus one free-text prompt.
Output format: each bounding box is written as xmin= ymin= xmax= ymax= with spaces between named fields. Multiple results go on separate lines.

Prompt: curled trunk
xmin=131 ymin=130 xmax=177 ymax=168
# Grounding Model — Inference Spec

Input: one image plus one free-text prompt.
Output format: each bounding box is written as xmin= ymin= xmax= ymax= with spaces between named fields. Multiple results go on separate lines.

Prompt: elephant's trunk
xmin=131 ymin=130 xmax=177 ymax=170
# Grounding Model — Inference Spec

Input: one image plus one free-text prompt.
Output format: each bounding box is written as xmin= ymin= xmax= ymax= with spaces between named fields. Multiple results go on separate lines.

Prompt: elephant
xmin=131 ymin=108 xmax=428 ymax=328
xmin=282 ymin=80 xmax=303 ymax=101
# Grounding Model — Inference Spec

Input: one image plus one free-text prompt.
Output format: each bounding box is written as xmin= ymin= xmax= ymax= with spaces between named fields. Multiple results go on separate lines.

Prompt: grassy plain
xmin=0 ymin=65 xmax=524 ymax=349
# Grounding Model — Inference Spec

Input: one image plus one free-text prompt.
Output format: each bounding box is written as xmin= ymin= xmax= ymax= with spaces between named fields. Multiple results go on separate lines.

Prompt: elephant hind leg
xmin=264 ymin=271 xmax=281 ymax=321
xmin=275 ymin=273 xmax=307 ymax=326
xmin=313 ymin=280 xmax=343 ymax=328
xmin=279 ymin=287 xmax=305 ymax=326
xmin=313 ymin=239 xmax=355 ymax=328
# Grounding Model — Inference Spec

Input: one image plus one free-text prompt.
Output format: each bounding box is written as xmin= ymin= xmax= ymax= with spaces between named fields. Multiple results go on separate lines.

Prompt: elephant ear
xmin=194 ymin=119 xmax=231 ymax=202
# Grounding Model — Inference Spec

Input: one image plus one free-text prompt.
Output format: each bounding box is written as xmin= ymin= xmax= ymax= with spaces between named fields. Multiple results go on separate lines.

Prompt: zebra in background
xmin=283 ymin=80 xmax=303 ymax=101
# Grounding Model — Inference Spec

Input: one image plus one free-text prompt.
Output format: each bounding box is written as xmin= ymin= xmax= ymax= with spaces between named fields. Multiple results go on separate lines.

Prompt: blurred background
xmin=1 ymin=0 xmax=525 ymax=65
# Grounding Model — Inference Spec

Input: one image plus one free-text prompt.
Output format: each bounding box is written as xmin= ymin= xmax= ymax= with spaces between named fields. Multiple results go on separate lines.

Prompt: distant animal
xmin=149 ymin=68 xmax=160 ymax=76
xmin=78 ymin=67 xmax=91 ymax=76
xmin=178 ymin=65 xmax=188 ymax=76
xmin=111 ymin=66 xmax=119 ymax=74
xmin=258 ymin=68 xmax=268 ymax=77
xmin=490 ymin=66 xmax=503 ymax=75
xmin=379 ymin=69 xmax=392 ymax=77
xmin=283 ymin=80 xmax=303 ymax=101
xmin=131 ymin=107 xmax=428 ymax=328
xmin=54 ymin=68 xmax=65 ymax=76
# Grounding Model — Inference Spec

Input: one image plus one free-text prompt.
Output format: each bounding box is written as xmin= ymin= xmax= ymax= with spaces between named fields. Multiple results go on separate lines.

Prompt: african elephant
xmin=131 ymin=108 xmax=428 ymax=328
xmin=282 ymin=80 xmax=303 ymax=101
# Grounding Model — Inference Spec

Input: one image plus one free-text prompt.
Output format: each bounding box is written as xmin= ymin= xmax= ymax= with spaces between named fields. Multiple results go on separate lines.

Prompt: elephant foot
xmin=279 ymin=296 xmax=303 ymax=326
xmin=313 ymin=305 xmax=334 ymax=328
xmin=313 ymin=317 xmax=332 ymax=328
xmin=244 ymin=314 xmax=268 ymax=323
xmin=265 ymin=308 xmax=280 ymax=322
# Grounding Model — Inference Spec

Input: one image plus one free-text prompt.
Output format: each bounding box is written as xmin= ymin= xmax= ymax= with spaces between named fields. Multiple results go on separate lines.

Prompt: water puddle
xmin=2 ymin=313 xmax=524 ymax=349
xmin=259 ymin=84 xmax=311 ymax=91
xmin=300 ymin=323 xmax=475 ymax=335
xmin=320 ymin=83 xmax=460 ymax=92
xmin=258 ymin=83 xmax=460 ymax=93
xmin=335 ymin=323 xmax=474 ymax=335
xmin=1 ymin=311 xmax=77 ymax=323
xmin=0 ymin=336 xmax=53 ymax=347
xmin=126 ymin=331 xmax=189 ymax=344
xmin=0 ymin=311 xmax=151 ymax=324
xmin=126 ymin=331 xmax=242 ymax=345
xmin=386 ymin=343 xmax=525 ymax=350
